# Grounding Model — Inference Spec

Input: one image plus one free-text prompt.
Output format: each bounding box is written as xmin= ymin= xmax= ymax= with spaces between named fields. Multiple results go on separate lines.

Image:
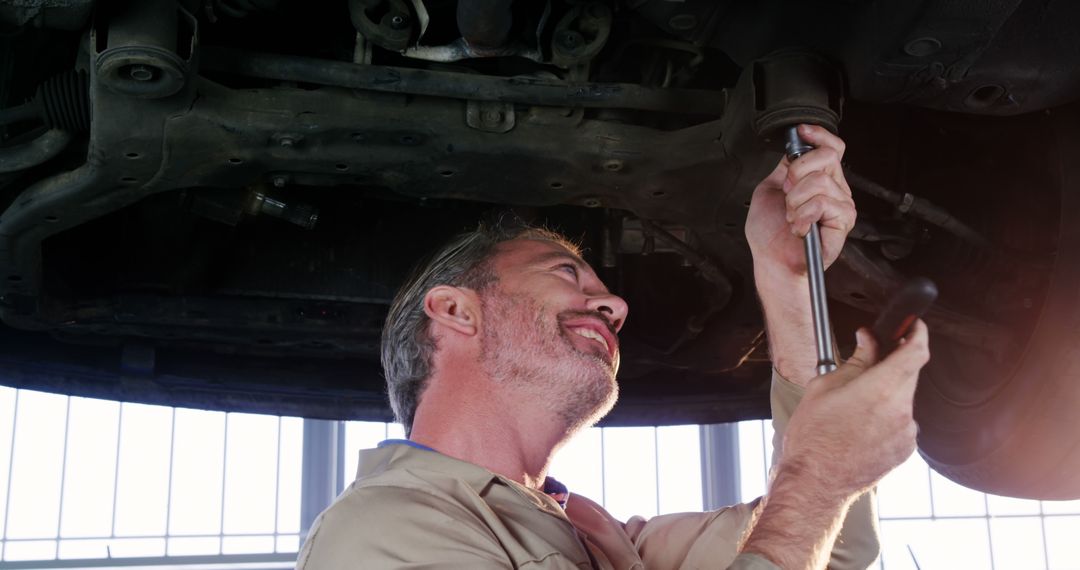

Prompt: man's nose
xmin=586 ymin=292 xmax=629 ymax=333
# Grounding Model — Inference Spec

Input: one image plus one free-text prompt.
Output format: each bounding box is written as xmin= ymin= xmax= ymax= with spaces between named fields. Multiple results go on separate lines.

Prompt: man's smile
xmin=570 ymin=326 xmax=609 ymax=354
xmin=560 ymin=315 xmax=619 ymax=362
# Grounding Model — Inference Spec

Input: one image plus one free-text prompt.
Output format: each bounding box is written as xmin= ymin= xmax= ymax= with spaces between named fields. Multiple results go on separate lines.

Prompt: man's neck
xmin=409 ymin=376 xmax=571 ymax=490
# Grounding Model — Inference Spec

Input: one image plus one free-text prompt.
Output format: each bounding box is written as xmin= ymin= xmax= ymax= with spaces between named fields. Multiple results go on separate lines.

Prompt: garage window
xmin=0 ymin=388 xmax=301 ymax=567
xmin=737 ymin=419 xmax=1080 ymax=569
xmin=0 ymin=388 xmax=707 ymax=568
xmin=4 ymin=385 xmax=1080 ymax=569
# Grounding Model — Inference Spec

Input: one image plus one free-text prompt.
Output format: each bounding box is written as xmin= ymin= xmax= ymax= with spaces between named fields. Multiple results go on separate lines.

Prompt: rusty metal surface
xmin=0 ymin=0 xmax=1072 ymax=429
xmin=200 ymin=47 xmax=729 ymax=115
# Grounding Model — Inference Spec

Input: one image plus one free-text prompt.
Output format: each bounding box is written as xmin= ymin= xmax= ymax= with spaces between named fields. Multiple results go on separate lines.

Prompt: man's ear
xmin=423 ymin=285 xmax=481 ymax=337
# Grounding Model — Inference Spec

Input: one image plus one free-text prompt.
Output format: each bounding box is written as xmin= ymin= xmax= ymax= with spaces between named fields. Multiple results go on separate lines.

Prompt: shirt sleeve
xmin=296 ymin=484 xmax=515 ymax=570
xmin=771 ymin=369 xmax=881 ymax=569
xmin=623 ymin=500 xmax=759 ymax=568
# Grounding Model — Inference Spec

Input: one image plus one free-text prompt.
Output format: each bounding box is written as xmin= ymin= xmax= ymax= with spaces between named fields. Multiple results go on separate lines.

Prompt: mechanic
xmin=296 ymin=125 xmax=930 ymax=569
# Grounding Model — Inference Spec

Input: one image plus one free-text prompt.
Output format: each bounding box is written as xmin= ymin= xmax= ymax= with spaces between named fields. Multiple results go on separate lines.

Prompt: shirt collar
xmin=378 ymin=438 xmax=436 ymax=452
xmin=371 ymin=439 xmax=570 ymax=508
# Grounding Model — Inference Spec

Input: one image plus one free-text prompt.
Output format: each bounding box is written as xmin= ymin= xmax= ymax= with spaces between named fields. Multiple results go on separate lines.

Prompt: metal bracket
xmin=466 ymin=100 xmax=515 ymax=133
xmin=898 ymin=192 xmax=916 ymax=213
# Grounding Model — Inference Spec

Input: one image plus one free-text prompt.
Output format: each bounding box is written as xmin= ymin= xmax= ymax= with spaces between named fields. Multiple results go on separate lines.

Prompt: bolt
xmin=603 ymin=159 xmax=624 ymax=172
xmin=128 ymin=64 xmax=155 ymax=82
xmin=668 ymin=13 xmax=698 ymax=31
xmin=880 ymin=240 xmax=914 ymax=261
xmin=279 ymin=137 xmax=296 ymax=148
xmin=388 ymin=13 xmax=409 ymax=30
xmin=481 ymin=110 xmax=504 ymax=126
xmin=583 ymin=198 xmax=602 ymax=208
xmin=272 ymin=175 xmax=287 ymax=188
xmin=557 ymin=31 xmax=584 ymax=51
xmin=904 ymin=37 xmax=942 ymax=58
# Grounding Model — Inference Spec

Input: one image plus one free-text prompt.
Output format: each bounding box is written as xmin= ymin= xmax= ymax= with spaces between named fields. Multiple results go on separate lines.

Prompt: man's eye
xmin=557 ymin=264 xmax=579 ymax=279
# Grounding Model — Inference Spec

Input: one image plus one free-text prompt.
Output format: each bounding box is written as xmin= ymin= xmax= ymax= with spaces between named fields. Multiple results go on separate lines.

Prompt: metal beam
xmin=699 ymin=423 xmax=741 ymax=509
xmin=0 ymin=552 xmax=297 ymax=569
xmin=199 ymin=47 xmax=728 ymax=116
xmin=299 ymin=419 xmax=341 ymax=541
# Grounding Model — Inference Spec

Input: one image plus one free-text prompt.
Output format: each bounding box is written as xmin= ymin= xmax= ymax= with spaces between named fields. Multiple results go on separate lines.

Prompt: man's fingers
xmin=785 ymin=125 xmax=852 ymax=210
xmin=757 ymin=158 xmax=788 ymax=194
xmin=882 ymin=319 xmax=930 ymax=371
xmin=796 ymin=124 xmax=846 ymax=159
xmin=750 ymin=158 xmax=789 ymax=208
xmin=874 ymin=319 xmax=931 ymax=398
xmin=786 ymin=146 xmax=850 ymax=195
xmin=846 ymin=328 xmax=879 ymax=370
xmin=786 ymin=169 xmax=851 ymax=213
xmin=788 ymin=194 xmax=854 ymax=237
xmin=833 ymin=330 xmax=876 ymax=377
xmin=813 ymin=328 xmax=880 ymax=391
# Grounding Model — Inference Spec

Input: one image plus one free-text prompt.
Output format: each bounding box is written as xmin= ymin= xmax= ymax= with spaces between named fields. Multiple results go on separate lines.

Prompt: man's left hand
xmin=745 ymin=124 xmax=855 ymax=276
xmin=744 ymin=125 xmax=856 ymax=385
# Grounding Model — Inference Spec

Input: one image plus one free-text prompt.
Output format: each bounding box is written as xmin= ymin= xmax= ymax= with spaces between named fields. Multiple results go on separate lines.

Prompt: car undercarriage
xmin=2 ymin=0 xmax=1080 ymax=498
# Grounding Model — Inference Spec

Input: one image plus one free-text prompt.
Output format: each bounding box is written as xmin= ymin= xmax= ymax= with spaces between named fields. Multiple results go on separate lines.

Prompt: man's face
xmin=477 ymin=238 xmax=629 ymax=431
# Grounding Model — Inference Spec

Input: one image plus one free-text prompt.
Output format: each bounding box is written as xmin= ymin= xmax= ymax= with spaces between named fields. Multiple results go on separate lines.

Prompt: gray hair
xmin=381 ymin=220 xmax=580 ymax=436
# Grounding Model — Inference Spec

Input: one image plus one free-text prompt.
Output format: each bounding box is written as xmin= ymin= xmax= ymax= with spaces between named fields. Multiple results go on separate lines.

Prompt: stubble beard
xmin=478 ymin=289 xmax=619 ymax=433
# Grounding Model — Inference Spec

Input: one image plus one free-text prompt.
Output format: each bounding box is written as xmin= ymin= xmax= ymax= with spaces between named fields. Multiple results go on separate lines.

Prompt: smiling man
xmin=297 ymin=126 xmax=930 ymax=569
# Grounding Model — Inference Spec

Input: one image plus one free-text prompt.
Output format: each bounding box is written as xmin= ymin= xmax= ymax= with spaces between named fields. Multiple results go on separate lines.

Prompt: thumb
xmin=839 ymin=328 xmax=879 ymax=375
xmin=810 ymin=328 xmax=878 ymax=390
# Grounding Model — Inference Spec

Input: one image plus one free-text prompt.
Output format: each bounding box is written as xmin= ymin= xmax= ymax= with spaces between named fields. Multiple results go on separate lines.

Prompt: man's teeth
xmin=573 ymin=328 xmax=609 ymax=352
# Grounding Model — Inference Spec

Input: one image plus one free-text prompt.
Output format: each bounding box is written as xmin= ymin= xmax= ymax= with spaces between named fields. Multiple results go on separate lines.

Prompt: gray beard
xmin=478 ymin=290 xmax=618 ymax=434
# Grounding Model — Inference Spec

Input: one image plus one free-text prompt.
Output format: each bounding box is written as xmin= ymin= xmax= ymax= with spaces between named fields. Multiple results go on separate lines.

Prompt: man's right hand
xmin=780 ymin=320 xmax=930 ymax=495
xmin=740 ymin=321 xmax=930 ymax=569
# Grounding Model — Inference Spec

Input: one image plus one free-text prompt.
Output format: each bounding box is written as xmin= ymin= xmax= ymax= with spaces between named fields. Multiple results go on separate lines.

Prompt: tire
xmin=914 ymin=104 xmax=1080 ymax=500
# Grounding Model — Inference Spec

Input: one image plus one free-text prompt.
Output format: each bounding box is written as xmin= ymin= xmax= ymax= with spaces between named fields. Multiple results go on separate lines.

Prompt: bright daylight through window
xmin=2 ymin=387 xmax=1079 ymax=569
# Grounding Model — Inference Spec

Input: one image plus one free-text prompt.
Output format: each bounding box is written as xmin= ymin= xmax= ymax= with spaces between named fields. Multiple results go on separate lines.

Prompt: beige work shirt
xmin=297 ymin=371 xmax=879 ymax=569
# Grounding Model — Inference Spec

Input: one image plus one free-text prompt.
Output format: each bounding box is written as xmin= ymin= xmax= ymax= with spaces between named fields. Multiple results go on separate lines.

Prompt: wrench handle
xmin=785 ymin=126 xmax=814 ymax=159
xmin=871 ymin=277 xmax=938 ymax=355
xmin=805 ymin=224 xmax=838 ymax=375
xmin=785 ymin=125 xmax=838 ymax=375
